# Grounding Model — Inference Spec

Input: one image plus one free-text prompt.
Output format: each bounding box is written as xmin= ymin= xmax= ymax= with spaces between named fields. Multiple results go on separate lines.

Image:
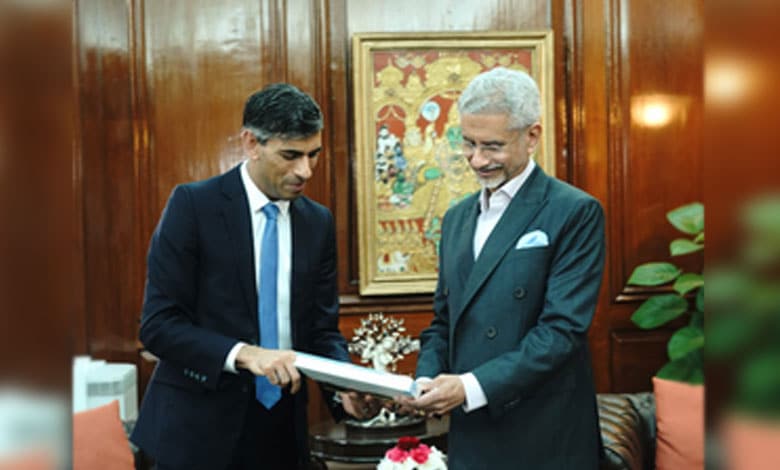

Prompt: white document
xmin=294 ymin=352 xmax=419 ymax=399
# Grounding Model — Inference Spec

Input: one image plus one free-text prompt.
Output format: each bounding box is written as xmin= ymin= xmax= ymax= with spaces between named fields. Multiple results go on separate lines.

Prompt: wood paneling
xmin=606 ymin=0 xmax=703 ymax=304
xmin=610 ymin=330 xmax=670 ymax=392
xmin=77 ymin=0 xmax=144 ymax=362
xmin=144 ymin=0 xmax=265 ymax=204
xmin=73 ymin=0 xmax=706 ymax=424
xmin=598 ymin=0 xmax=703 ymax=390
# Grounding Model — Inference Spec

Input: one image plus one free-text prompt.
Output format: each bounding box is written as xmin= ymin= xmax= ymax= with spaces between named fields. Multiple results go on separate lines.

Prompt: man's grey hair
xmin=457 ymin=67 xmax=541 ymax=130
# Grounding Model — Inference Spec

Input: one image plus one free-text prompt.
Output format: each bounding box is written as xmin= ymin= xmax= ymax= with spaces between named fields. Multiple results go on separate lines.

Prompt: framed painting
xmin=352 ymin=31 xmax=555 ymax=295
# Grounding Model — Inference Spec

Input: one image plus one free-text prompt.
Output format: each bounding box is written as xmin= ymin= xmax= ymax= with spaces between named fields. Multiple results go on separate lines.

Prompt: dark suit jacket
xmin=416 ymin=166 xmax=606 ymax=470
xmin=130 ymin=165 xmax=348 ymax=469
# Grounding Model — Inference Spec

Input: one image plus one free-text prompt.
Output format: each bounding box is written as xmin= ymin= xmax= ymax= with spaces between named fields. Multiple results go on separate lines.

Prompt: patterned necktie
xmin=256 ymin=203 xmax=281 ymax=409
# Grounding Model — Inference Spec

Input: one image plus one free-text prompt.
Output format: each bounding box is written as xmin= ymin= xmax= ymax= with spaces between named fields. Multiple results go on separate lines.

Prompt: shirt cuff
xmin=459 ymin=372 xmax=488 ymax=412
xmin=223 ymin=342 xmax=246 ymax=374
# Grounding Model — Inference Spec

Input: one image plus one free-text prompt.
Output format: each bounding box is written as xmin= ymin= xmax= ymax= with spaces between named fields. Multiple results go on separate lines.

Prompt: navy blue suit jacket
xmin=130 ymin=165 xmax=348 ymax=469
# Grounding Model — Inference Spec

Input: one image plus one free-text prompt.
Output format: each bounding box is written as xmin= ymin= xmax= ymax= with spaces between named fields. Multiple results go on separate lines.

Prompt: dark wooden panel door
xmin=578 ymin=0 xmax=704 ymax=392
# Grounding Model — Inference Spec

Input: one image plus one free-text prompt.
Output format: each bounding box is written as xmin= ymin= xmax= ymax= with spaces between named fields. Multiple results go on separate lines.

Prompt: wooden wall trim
xmin=324 ymin=0 xmax=355 ymax=295
xmin=260 ymin=0 xmax=286 ymax=84
xmin=314 ymin=0 xmax=333 ymax=208
xmin=72 ymin=0 xmax=88 ymax=355
xmin=130 ymin=0 xmax=151 ymax=344
xmin=555 ymin=0 xmax=575 ymax=182
xmin=561 ymin=0 xmax=580 ymax=184
xmin=606 ymin=0 xmax=639 ymax=304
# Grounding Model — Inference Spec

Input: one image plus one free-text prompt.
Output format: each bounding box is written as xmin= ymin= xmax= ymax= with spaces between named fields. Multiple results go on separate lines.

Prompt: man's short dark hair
xmin=242 ymin=83 xmax=323 ymax=143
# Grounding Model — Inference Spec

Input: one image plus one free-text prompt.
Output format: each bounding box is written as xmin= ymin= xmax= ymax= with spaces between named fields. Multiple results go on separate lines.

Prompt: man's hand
xmin=403 ymin=374 xmax=465 ymax=417
xmin=339 ymin=391 xmax=382 ymax=420
xmin=235 ymin=345 xmax=301 ymax=393
xmin=393 ymin=377 xmax=432 ymax=415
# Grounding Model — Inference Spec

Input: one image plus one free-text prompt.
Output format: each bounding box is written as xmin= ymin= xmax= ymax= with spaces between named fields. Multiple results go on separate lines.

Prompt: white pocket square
xmin=515 ymin=230 xmax=549 ymax=249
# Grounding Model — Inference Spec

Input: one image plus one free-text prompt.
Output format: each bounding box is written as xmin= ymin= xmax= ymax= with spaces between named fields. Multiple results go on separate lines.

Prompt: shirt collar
xmin=240 ymin=161 xmax=290 ymax=216
xmin=479 ymin=158 xmax=536 ymax=213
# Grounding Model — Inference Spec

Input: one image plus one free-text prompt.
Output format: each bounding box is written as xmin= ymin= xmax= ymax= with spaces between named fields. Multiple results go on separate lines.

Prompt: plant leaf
xmin=690 ymin=309 xmax=704 ymax=329
xmin=694 ymin=232 xmax=705 ymax=244
xmin=670 ymin=239 xmax=704 ymax=256
xmin=631 ymin=294 xmax=689 ymax=329
xmin=674 ymin=273 xmax=704 ymax=295
xmin=668 ymin=326 xmax=704 ymax=360
xmin=657 ymin=352 xmax=704 ymax=384
xmin=667 ymin=202 xmax=704 ymax=235
xmin=696 ymin=286 xmax=704 ymax=312
xmin=628 ymin=262 xmax=681 ymax=286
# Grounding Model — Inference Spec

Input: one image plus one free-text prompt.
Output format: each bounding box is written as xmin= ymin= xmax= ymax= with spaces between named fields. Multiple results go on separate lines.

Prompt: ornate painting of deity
xmin=352 ymin=31 xmax=555 ymax=295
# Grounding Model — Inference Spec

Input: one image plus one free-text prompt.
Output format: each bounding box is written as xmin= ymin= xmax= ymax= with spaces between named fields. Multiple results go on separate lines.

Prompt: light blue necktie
xmin=256 ymin=203 xmax=281 ymax=409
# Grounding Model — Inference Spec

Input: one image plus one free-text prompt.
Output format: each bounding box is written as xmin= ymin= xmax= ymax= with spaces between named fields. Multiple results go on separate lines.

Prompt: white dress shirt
xmin=458 ymin=158 xmax=536 ymax=412
xmin=223 ymin=161 xmax=293 ymax=373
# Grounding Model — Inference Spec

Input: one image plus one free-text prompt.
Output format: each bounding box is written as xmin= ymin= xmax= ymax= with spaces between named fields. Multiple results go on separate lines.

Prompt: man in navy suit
xmin=400 ymin=68 xmax=606 ymax=469
xmin=131 ymin=83 xmax=377 ymax=469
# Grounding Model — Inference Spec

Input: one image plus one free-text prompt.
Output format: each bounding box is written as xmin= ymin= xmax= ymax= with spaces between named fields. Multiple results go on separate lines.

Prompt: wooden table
xmin=309 ymin=416 xmax=449 ymax=464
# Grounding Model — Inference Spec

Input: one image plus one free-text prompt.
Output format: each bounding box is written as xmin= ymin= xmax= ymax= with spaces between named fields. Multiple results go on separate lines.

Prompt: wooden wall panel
xmin=143 ymin=0 xmax=265 ymax=210
xmin=606 ymin=0 xmax=703 ymax=303
xmin=569 ymin=0 xmax=612 ymax=392
xmin=610 ymin=330 xmax=670 ymax=393
xmin=598 ymin=0 xmax=703 ymax=390
xmin=77 ymin=0 xmax=144 ymax=362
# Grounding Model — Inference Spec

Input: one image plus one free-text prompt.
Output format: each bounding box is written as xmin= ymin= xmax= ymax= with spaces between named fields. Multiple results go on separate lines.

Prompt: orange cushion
xmin=0 ymin=451 xmax=54 ymax=470
xmin=721 ymin=414 xmax=780 ymax=470
xmin=653 ymin=376 xmax=704 ymax=470
xmin=72 ymin=401 xmax=134 ymax=470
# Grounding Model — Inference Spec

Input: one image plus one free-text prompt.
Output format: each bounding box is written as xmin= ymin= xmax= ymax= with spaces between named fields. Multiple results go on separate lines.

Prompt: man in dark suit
xmin=400 ymin=67 xmax=606 ymax=469
xmin=131 ymin=83 xmax=376 ymax=469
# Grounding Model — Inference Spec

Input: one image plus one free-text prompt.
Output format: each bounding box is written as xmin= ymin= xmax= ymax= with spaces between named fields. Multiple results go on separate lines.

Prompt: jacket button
xmin=486 ymin=327 xmax=497 ymax=339
xmin=513 ymin=287 xmax=526 ymax=299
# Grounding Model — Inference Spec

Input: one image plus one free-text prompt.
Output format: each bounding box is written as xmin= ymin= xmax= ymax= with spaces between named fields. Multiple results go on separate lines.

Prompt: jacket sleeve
xmin=306 ymin=209 xmax=349 ymax=362
xmin=299 ymin=207 xmax=351 ymax=420
xmin=139 ymin=185 xmax=236 ymax=391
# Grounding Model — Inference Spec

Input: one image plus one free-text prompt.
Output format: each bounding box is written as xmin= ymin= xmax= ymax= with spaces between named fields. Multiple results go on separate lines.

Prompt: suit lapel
xmin=219 ymin=166 xmax=257 ymax=325
xmin=452 ymin=166 xmax=550 ymax=327
xmin=452 ymin=195 xmax=479 ymax=288
xmin=289 ymin=198 xmax=309 ymax=345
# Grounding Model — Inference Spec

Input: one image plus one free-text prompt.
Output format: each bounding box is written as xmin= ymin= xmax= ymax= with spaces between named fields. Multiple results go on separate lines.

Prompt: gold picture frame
xmin=353 ymin=31 xmax=555 ymax=295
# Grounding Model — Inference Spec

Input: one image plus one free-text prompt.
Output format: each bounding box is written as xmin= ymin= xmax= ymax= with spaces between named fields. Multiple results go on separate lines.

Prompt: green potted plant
xmin=627 ymin=202 xmax=704 ymax=470
xmin=628 ymin=202 xmax=704 ymax=383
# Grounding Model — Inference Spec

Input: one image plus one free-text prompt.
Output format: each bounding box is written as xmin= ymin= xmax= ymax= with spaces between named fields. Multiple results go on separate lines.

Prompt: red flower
xmin=409 ymin=443 xmax=432 ymax=463
xmin=397 ymin=436 xmax=421 ymax=451
xmin=385 ymin=447 xmax=409 ymax=463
